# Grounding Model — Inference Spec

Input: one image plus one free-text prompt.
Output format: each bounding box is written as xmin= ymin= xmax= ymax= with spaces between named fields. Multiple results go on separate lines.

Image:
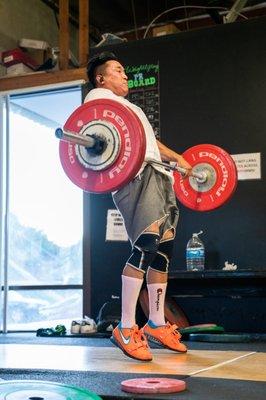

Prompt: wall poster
xmin=231 ymin=152 xmax=261 ymax=180
xmin=125 ymin=62 xmax=161 ymax=138
xmin=106 ymin=209 xmax=128 ymax=242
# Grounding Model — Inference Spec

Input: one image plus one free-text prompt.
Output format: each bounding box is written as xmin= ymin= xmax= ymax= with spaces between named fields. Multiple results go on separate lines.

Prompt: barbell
xmin=55 ymin=128 xmax=207 ymax=182
xmin=56 ymin=98 xmax=238 ymax=211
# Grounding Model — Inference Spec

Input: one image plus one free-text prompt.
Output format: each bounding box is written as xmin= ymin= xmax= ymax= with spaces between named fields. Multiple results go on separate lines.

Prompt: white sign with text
xmin=106 ymin=209 xmax=128 ymax=241
xmin=231 ymin=152 xmax=261 ymax=180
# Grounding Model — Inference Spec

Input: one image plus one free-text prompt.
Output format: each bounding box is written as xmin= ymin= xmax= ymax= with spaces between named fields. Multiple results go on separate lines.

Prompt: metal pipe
xmin=147 ymin=158 xmax=207 ymax=183
xmin=55 ymin=128 xmax=96 ymax=147
xmin=223 ymin=0 xmax=248 ymax=23
xmin=0 ymin=96 xmax=4 ymax=332
xmin=3 ymin=95 xmax=10 ymax=333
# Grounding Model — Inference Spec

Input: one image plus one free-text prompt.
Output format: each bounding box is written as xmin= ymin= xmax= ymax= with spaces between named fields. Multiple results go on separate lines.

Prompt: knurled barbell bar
xmin=56 ymin=98 xmax=237 ymax=211
xmin=55 ymin=127 xmax=208 ymax=183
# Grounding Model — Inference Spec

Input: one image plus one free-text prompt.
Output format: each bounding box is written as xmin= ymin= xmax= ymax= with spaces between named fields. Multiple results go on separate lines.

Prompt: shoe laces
xmin=164 ymin=322 xmax=182 ymax=339
xmin=131 ymin=325 xmax=149 ymax=348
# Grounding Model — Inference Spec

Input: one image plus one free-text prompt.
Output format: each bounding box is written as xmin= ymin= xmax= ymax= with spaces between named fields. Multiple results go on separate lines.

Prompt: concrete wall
xmin=0 ymin=0 xmax=78 ymax=75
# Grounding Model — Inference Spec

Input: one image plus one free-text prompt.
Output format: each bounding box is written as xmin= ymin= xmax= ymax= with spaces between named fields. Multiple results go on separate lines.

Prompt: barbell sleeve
xmin=55 ymin=128 xmax=96 ymax=148
xmin=147 ymin=158 xmax=207 ymax=183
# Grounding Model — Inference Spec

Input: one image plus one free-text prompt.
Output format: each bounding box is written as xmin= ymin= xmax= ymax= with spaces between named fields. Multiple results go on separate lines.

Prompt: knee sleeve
xmin=127 ymin=233 xmax=160 ymax=271
xmin=150 ymin=239 xmax=174 ymax=272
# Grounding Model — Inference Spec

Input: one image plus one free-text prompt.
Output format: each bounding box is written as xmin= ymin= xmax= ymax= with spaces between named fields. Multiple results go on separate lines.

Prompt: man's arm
xmin=156 ymin=140 xmax=192 ymax=172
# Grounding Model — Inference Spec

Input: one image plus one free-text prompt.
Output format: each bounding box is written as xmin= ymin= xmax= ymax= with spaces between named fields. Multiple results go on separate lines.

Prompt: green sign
xmin=126 ymin=64 xmax=159 ymax=89
xmin=126 ymin=62 xmax=160 ymax=138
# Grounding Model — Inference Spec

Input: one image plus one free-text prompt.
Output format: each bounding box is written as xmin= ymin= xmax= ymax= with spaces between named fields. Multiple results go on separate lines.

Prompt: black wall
xmin=84 ymin=17 xmax=266 ymax=320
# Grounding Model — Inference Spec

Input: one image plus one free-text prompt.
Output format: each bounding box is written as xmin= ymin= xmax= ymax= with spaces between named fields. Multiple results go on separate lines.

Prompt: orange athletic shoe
xmin=111 ymin=323 xmax=153 ymax=361
xmin=143 ymin=320 xmax=187 ymax=353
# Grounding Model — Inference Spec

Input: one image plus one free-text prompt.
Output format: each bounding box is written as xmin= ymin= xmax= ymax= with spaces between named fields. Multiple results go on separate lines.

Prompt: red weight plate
xmin=164 ymin=296 xmax=190 ymax=328
xmin=59 ymin=99 xmax=146 ymax=193
xmin=174 ymin=144 xmax=238 ymax=211
xmin=121 ymin=378 xmax=186 ymax=394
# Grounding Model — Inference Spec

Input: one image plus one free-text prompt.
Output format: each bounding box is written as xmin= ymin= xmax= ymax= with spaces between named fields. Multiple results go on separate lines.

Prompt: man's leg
xmin=144 ymin=229 xmax=187 ymax=353
xmin=146 ymin=228 xmax=173 ymax=326
xmin=120 ymin=265 xmax=144 ymax=328
xmin=111 ymin=263 xmax=151 ymax=361
xmin=111 ymin=222 xmax=160 ymax=361
xmin=121 ymin=220 xmax=160 ymax=327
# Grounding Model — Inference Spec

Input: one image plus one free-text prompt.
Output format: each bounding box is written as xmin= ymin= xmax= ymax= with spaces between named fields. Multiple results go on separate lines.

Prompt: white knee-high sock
xmin=147 ymin=282 xmax=167 ymax=326
xmin=121 ymin=275 xmax=144 ymax=328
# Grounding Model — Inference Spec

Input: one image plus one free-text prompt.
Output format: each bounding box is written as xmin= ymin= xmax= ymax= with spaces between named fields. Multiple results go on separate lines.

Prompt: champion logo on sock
xmin=155 ymin=288 xmax=163 ymax=311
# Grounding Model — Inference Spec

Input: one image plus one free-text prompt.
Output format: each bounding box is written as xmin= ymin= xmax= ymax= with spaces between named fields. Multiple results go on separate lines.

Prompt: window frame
xmin=0 ymin=83 xmax=89 ymax=333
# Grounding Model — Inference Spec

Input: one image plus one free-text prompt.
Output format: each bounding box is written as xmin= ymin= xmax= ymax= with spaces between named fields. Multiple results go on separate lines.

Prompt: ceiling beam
xmin=223 ymin=0 xmax=249 ymax=23
xmin=79 ymin=0 xmax=89 ymax=67
xmin=59 ymin=0 xmax=70 ymax=70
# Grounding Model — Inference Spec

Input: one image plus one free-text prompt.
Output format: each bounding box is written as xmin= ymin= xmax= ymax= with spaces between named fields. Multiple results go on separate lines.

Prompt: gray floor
xmin=1 ymin=369 xmax=266 ymax=400
xmin=0 ymin=333 xmax=265 ymax=400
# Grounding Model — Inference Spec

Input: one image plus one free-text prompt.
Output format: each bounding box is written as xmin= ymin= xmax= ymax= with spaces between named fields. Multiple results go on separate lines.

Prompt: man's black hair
xmin=87 ymin=51 xmax=118 ymax=87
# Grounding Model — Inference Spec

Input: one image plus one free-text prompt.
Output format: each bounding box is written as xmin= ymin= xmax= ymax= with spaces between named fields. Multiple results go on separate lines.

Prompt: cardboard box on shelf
xmin=152 ymin=23 xmax=180 ymax=37
xmin=1 ymin=48 xmax=38 ymax=70
xmin=18 ymin=38 xmax=53 ymax=69
xmin=18 ymin=38 xmax=50 ymax=50
xmin=6 ymin=63 xmax=34 ymax=76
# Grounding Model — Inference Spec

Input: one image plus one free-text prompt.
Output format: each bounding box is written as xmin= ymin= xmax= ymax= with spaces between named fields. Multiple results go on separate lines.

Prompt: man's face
xmin=98 ymin=60 xmax=129 ymax=97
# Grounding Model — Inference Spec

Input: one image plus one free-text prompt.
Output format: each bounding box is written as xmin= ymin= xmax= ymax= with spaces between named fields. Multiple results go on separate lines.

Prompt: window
xmin=2 ymin=87 xmax=83 ymax=331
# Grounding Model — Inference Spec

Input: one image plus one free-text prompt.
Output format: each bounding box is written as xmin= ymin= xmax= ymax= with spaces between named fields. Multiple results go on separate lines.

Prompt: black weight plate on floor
xmin=0 ymin=380 xmax=102 ymax=400
xmin=189 ymin=333 xmax=266 ymax=343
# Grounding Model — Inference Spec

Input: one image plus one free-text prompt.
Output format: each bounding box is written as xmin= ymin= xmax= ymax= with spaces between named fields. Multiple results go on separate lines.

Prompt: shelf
xmin=168 ymin=270 xmax=266 ymax=280
xmin=167 ymin=269 xmax=266 ymax=298
xmin=0 ymin=68 xmax=87 ymax=93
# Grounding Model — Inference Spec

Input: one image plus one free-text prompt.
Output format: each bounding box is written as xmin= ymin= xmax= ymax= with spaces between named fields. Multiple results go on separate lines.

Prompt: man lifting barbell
xmin=56 ymin=52 xmax=237 ymax=361
xmin=84 ymin=51 xmax=192 ymax=362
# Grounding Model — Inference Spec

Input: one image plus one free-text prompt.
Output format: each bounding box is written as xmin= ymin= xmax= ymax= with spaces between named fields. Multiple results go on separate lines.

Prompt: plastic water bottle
xmin=186 ymin=231 xmax=205 ymax=271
